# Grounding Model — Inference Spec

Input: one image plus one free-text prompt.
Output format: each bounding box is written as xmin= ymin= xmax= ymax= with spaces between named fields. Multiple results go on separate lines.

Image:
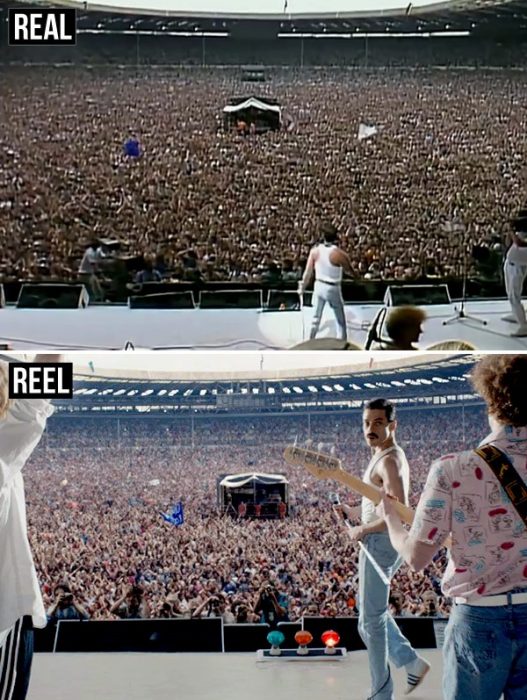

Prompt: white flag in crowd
xmin=358 ymin=123 xmax=378 ymax=141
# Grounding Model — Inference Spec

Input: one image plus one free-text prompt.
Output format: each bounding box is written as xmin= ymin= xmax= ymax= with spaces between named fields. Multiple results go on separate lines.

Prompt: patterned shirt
xmin=409 ymin=423 xmax=527 ymax=599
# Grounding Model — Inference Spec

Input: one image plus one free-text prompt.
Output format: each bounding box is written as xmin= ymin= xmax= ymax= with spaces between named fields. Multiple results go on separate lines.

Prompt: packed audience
xmin=1 ymin=62 xmax=524 ymax=293
xmin=25 ymin=404 xmax=488 ymax=623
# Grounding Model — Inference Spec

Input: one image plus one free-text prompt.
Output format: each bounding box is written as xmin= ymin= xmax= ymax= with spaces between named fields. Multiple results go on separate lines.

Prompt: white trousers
xmin=310 ymin=280 xmax=347 ymax=340
xmin=504 ymin=260 xmax=527 ymax=325
xmin=0 ymin=620 xmax=22 ymax=700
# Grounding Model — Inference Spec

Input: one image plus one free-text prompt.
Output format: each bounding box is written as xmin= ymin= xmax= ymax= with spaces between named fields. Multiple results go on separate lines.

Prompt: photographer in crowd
xmin=47 ymin=584 xmax=89 ymax=623
xmin=254 ymin=584 xmax=289 ymax=628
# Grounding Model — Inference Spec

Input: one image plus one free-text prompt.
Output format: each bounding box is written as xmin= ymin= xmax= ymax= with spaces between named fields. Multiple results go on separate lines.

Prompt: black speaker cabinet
xmin=128 ymin=292 xmax=195 ymax=309
xmin=16 ymin=284 xmax=89 ymax=309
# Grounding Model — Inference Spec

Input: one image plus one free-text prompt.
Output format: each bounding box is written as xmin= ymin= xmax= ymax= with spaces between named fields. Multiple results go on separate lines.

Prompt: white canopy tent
xmin=223 ymin=97 xmax=282 ymax=132
xmin=219 ymin=472 xmax=289 ymax=517
xmin=223 ymin=97 xmax=281 ymax=117
xmin=220 ymin=472 xmax=287 ymax=488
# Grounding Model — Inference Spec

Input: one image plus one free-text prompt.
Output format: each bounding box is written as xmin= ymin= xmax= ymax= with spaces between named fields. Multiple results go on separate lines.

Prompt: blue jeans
xmin=358 ymin=533 xmax=418 ymax=700
xmin=443 ymin=599 xmax=527 ymax=700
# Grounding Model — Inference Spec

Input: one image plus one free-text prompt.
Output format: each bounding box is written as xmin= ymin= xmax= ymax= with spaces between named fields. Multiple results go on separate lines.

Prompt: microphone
xmin=328 ymin=492 xmax=348 ymax=520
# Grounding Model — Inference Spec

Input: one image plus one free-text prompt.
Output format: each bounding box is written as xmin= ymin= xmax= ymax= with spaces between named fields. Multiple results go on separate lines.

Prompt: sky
xmin=92 ymin=1 xmax=438 ymax=17
xmin=0 ymin=351 xmax=421 ymax=376
xmin=64 ymin=351 xmax=418 ymax=376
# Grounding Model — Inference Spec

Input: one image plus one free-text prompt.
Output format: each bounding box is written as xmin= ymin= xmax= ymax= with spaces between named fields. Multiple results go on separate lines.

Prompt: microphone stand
xmin=443 ymin=220 xmax=487 ymax=327
xmin=365 ymin=306 xmax=388 ymax=350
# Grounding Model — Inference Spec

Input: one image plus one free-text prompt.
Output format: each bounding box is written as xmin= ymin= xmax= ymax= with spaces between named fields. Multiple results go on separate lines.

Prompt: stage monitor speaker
xmin=199 ymin=290 xmax=263 ymax=309
xmin=55 ymin=618 xmax=223 ymax=653
xmin=128 ymin=292 xmax=195 ymax=309
xmin=384 ymin=284 xmax=451 ymax=307
xmin=16 ymin=284 xmax=89 ymax=309
xmin=289 ymin=338 xmax=363 ymax=351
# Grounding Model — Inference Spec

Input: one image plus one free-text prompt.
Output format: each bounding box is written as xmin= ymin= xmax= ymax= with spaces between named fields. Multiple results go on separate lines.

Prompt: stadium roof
xmin=3 ymin=0 xmax=527 ymax=34
xmin=47 ymin=353 xmax=480 ymax=413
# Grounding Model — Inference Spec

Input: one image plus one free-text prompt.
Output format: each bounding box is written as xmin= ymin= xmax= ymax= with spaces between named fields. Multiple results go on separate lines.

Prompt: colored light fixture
xmin=294 ymin=630 xmax=313 ymax=655
xmin=321 ymin=630 xmax=340 ymax=654
xmin=267 ymin=630 xmax=285 ymax=656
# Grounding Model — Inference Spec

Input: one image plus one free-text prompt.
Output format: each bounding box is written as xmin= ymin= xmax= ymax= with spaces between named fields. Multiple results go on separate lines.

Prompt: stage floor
xmin=1 ymin=299 xmax=525 ymax=351
xmin=29 ymin=650 xmax=443 ymax=700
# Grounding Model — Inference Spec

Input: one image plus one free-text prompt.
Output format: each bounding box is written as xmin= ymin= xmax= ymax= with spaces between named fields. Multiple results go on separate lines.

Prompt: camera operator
xmin=254 ymin=584 xmax=289 ymax=629
xmin=232 ymin=601 xmax=258 ymax=624
xmin=110 ymin=585 xmax=150 ymax=620
xmin=46 ymin=584 xmax=89 ymax=623
xmin=379 ymin=306 xmax=426 ymax=350
xmin=419 ymin=597 xmax=438 ymax=618
xmin=191 ymin=593 xmax=233 ymax=622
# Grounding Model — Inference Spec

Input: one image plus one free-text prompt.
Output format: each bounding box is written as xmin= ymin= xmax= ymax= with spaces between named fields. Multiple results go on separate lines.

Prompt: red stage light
xmin=321 ymin=630 xmax=340 ymax=651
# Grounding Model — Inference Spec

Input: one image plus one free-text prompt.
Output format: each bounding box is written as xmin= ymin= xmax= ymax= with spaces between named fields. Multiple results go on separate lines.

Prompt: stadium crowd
xmin=1 ymin=65 xmax=524 ymax=294
xmin=25 ymin=405 xmax=487 ymax=623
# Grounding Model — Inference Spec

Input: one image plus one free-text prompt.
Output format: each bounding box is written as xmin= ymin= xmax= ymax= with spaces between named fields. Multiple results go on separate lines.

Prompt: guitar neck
xmin=333 ymin=471 xmax=415 ymax=527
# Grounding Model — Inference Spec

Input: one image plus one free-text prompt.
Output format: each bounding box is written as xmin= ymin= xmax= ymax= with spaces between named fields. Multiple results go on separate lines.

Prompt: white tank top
xmin=361 ymin=444 xmax=410 ymax=525
xmin=314 ymin=244 xmax=342 ymax=284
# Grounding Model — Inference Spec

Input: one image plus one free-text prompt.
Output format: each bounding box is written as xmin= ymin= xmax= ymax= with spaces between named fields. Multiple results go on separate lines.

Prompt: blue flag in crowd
xmin=124 ymin=138 xmax=141 ymax=158
xmin=161 ymin=501 xmax=184 ymax=527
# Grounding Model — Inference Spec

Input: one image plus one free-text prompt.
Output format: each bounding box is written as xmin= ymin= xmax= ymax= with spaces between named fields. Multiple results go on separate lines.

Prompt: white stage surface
xmin=29 ymin=650 xmax=443 ymax=700
xmin=1 ymin=299 xmax=525 ymax=351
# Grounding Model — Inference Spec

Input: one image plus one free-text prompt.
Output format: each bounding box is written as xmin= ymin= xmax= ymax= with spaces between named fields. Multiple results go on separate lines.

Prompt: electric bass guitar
xmin=284 ymin=444 xmax=451 ymax=548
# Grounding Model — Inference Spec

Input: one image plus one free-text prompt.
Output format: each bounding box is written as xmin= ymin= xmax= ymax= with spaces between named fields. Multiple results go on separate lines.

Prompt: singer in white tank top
xmin=361 ymin=445 xmax=410 ymax=525
xmin=298 ymin=225 xmax=355 ymax=341
xmin=343 ymin=401 xmax=426 ymax=700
